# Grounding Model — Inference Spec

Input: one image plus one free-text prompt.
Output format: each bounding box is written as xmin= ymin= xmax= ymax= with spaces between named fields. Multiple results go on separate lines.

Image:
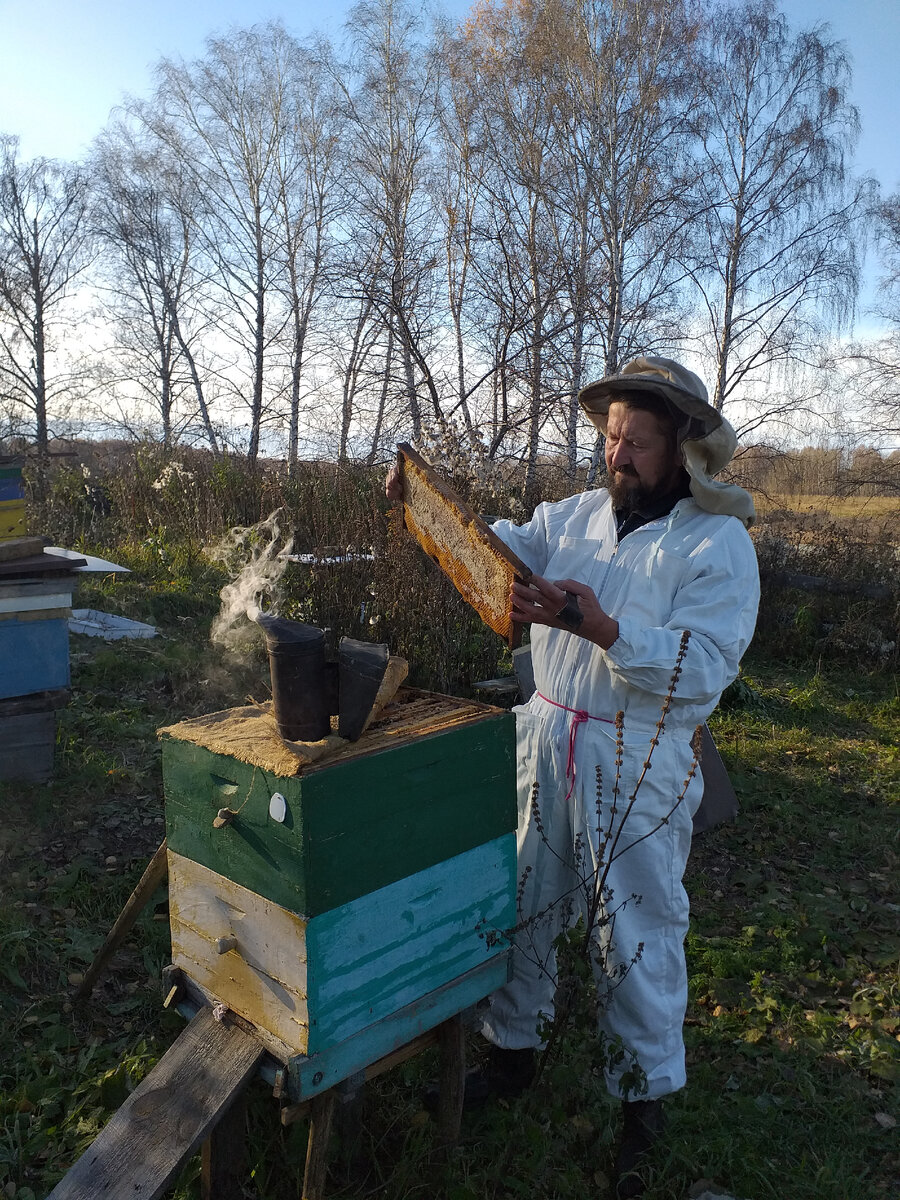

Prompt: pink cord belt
xmin=535 ymin=691 xmax=614 ymax=801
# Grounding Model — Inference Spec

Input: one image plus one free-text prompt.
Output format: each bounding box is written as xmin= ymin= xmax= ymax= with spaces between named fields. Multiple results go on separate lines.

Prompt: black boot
xmin=423 ymin=1045 xmax=536 ymax=1112
xmin=614 ymin=1097 xmax=665 ymax=1199
xmin=484 ymin=1045 xmax=537 ymax=1099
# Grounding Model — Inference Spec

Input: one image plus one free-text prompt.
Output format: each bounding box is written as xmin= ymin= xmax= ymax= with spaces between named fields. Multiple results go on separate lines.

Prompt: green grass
xmin=1 ymin=549 xmax=898 ymax=1199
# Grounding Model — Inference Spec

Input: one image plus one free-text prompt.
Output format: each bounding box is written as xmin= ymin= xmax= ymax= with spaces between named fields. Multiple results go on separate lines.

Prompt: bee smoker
xmin=255 ymin=611 xmax=389 ymax=743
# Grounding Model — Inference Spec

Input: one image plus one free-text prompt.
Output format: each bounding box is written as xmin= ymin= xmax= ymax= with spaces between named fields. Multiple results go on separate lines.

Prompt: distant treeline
xmin=731 ymin=444 xmax=900 ymax=499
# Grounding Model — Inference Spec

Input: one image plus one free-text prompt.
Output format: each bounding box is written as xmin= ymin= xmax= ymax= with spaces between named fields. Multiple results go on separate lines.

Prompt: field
xmin=0 ymin=461 xmax=898 ymax=1200
xmin=754 ymin=494 xmax=900 ymax=520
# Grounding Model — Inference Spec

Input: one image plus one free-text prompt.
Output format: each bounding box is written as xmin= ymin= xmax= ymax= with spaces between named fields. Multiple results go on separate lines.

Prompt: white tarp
xmin=69 ymin=610 xmax=157 ymax=639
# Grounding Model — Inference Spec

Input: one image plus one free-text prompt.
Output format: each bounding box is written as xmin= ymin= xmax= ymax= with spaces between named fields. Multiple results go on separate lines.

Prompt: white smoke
xmin=206 ymin=510 xmax=294 ymax=652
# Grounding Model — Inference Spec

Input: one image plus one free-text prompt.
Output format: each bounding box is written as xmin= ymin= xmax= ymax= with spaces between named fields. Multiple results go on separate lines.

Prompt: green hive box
xmin=162 ymin=692 xmax=516 ymax=914
xmin=160 ymin=691 xmax=518 ymax=1095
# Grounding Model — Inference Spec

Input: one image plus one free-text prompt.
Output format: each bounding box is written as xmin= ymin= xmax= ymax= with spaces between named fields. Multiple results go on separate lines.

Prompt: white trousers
xmin=481 ymin=697 xmax=703 ymax=1100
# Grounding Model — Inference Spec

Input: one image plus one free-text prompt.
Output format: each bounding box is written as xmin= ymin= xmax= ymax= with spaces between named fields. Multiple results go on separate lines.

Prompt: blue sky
xmin=0 ymin=0 xmax=383 ymax=161
xmin=0 ymin=0 xmax=896 ymax=188
xmin=0 ymin=0 xmax=896 ymax=320
xmin=780 ymin=0 xmax=900 ymax=191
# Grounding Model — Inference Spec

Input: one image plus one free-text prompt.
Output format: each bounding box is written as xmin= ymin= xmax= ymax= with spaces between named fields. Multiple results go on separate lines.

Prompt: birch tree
xmin=450 ymin=0 xmax=574 ymax=491
xmin=0 ymin=136 xmax=93 ymax=456
xmin=552 ymin=0 xmax=701 ymax=478
xmin=132 ymin=23 xmax=304 ymax=461
xmin=449 ymin=0 xmax=699 ymax=483
xmin=433 ymin=64 xmax=483 ymax=436
xmin=92 ymin=127 xmax=219 ymax=451
xmin=843 ymin=194 xmax=900 ymax=444
xmin=338 ymin=0 xmax=445 ymax=447
xmin=272 ymin=38 xmax=347 ymax=470
xmin=689 ymin=0 xmax=867 ymax=426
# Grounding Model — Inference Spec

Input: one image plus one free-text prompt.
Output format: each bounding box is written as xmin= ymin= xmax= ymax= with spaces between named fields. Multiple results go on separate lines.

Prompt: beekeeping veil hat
xmin=578 ymin=355 xmax=756 ymax=527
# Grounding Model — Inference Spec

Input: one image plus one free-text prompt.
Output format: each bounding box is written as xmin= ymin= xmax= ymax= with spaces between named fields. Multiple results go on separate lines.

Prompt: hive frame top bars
xmin=397 ymin=443 xmax=532 ymax=648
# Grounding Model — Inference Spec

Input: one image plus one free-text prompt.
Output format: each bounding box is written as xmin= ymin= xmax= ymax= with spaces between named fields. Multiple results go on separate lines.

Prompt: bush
xmin=22 ymin=440 xmax=900 ymax=682
xmin=752 ymin=513 xmax=899 ymax=669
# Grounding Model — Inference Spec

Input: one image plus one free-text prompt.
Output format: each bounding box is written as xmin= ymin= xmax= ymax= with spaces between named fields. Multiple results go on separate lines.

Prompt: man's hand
xmin=510 ymin=574 xmax=619 ymax=650
xmin=385 ymin=463 xmax=403 ymax=502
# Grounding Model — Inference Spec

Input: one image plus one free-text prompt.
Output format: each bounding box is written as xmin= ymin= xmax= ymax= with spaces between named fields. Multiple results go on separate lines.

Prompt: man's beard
xmin=607 ymin=468 xmax=674 ymax=511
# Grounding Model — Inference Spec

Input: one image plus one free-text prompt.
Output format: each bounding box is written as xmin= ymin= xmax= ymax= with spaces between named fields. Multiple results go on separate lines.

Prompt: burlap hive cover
xmin=158 ymin=656 xmax=411 ymax=774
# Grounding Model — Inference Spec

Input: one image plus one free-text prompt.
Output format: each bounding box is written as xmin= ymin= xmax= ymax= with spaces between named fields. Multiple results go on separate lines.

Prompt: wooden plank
xmin=0 ymin=550 xmax=83 ymax=576
xmin=76 ymin=840 xmax=169 ymax=998
xmin=0 ymin=535 xmax=43 ymax=562
xmin=0 ymin=577 xmax=75 ymax=599
xmin=302 ymin=1091 xmax=336 ymax=1200
xmin=288 ymin=953 xmax=512 ymax=1102
xmin=163 ymin=709 xmax=516 ymax=917
xmin=46 ymin=1007 xmax=264 ymax=1200
xmin=437 ymin=1015 xmax=465 ymax=1144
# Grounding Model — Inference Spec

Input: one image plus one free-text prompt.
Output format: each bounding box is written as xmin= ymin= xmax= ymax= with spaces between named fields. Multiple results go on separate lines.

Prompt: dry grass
xmin=753 ymin=492 xmax=900 ymax=520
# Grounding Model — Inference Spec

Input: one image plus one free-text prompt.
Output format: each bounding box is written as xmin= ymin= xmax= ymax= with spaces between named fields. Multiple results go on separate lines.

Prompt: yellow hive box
xmin=0 ymin=499 xmax=27 ymax=540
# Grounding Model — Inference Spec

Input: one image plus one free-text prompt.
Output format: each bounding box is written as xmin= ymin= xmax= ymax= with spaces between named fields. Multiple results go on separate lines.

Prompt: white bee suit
xmin=482 ymin=488 xmax=760 ymax=1099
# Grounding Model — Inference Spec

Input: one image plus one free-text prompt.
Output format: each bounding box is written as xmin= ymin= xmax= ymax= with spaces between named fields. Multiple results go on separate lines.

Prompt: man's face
xmin=604 ymin=401 xmax=683 ymax=508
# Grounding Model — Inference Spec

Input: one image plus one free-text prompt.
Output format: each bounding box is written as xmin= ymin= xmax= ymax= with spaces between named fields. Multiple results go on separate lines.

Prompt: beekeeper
xmin=386 ymin=355 xmax=759 ymax=1197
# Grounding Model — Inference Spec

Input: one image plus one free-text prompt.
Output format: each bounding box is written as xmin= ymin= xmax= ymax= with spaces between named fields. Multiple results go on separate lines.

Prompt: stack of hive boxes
xmin=0 ymin=461 xmax=82 ymax=783
xmin=159 ymin=692 xmax=518 ymax=1101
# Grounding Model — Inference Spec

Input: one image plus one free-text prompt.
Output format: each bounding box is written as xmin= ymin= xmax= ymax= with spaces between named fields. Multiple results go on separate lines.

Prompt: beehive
xmin=0 ymin=575 xmax=74 ymax=701
xmin=0 ymin=613 xmax=70 ymax=699
xmin=0 ymin=465 xmax=26 ymax=540
xmin=160 ymin=690 xmax=517 ymax=1099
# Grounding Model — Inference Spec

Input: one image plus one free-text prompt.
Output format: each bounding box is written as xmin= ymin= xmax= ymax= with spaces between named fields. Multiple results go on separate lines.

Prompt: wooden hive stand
xmin=46 ymin=1000 xmax=471 ymax=1200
